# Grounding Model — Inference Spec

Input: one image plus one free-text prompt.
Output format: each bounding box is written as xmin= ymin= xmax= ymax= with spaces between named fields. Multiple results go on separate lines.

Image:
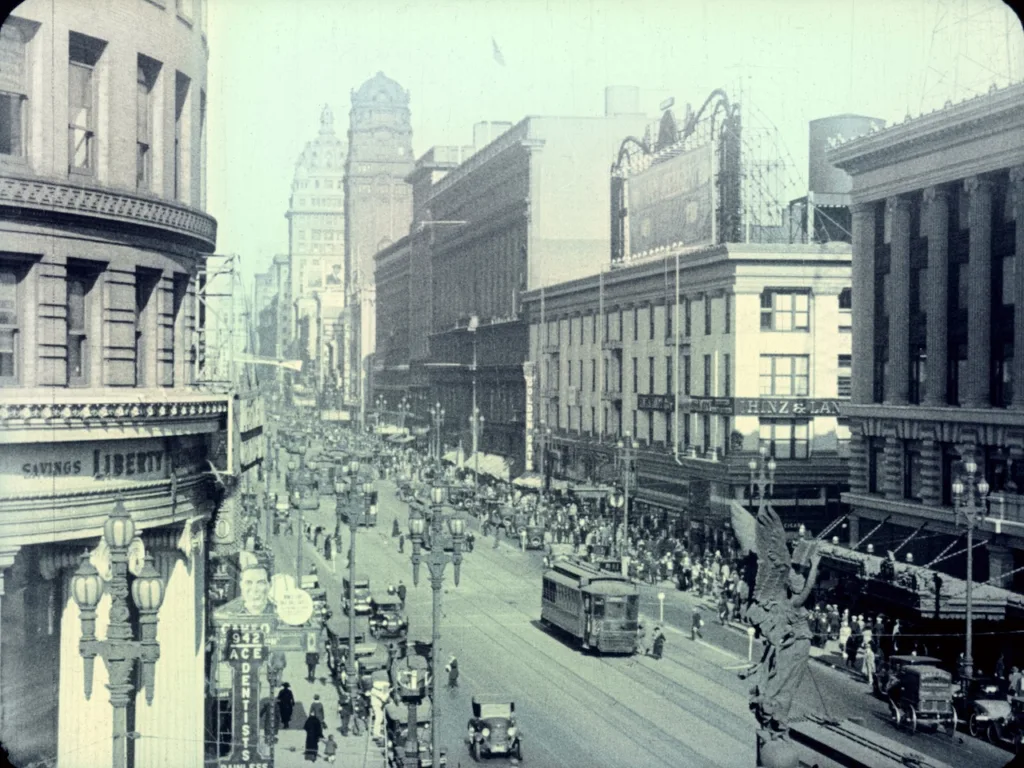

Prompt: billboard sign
xmin=628 ymin=144 xmax=713 ymax=255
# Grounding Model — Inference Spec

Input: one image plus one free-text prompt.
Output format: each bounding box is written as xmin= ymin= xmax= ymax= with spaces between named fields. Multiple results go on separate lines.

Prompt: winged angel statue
xmin=731 ymin=498 xmax=821 ymax=743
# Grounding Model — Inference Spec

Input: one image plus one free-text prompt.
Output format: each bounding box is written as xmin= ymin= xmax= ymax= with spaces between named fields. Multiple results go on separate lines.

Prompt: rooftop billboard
xmin=627 ymin=143 xmax=713 ymax=255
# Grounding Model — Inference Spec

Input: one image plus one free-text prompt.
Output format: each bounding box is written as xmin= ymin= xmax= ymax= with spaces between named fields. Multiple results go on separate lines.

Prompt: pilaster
xmin=963 ymin=176 xmax=994 ymax=408
xmin=886 ymin=196 xmax=912 ymax=405
xmin=918 ymin=439 xmax=943 ymax=508
xmin=850 ymin=203 xmax=877 ymax=404
xmin=848 ymin=431 xmax=869 ymax=495
xmin=1010 ymin=166 xmax=1024 ymax=409
xmin=923 ymin=186 xmax=950 ymax=406
xmin=883 ymin=435 xmax=904 ymax=501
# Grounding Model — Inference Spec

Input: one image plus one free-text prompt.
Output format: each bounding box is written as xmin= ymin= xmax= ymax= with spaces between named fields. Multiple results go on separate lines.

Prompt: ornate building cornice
xmin=0 ymin=174 xmax=218 ymax=253
xmin=0 ymin=393 xmax=229 ymax=427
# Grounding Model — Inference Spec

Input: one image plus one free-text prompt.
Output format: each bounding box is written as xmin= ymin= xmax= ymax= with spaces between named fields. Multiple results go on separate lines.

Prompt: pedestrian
xmin=392 ymin=518 xmax=401 ymax=537
xmin=845 ymin=633 xmax=859 ymax=669
xmin=303 ymin=713 xmax=324 ymax=761
xmin=691 ymin=607 xmax=703 ymax=641
xmin=338 ymin=693 xmax=354 ymax=736
xmin=446 ymin=655 xmax=459 ymax=688
xmin=996 ymin=653 xmax=1007 ymax=680
xmin=322 ymin=734 xmax=338 ymax=763
xmin=398 ymin=533 xmax=405 ymax=554
xmin=862 ymin=642 xmax=876 ymax=688
xmin=309 ymin=694 xmax=325 ymax=727
xmin=306 ymin=650 xmax=320 ymax=683
xmin=1010 ymin=667 xmax=1023 ymax=695
xmin=277 ymin=682 xmax=295 ymax=729
xmin=397 ymin=580 xmax=407 ymax=608
xmin=650 ymin=626 xmax=666 ymax=660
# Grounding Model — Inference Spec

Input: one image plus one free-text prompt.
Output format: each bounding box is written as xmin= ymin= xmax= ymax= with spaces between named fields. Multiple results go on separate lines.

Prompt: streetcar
xmin=540 ymin=559 xmax=639 ymax=654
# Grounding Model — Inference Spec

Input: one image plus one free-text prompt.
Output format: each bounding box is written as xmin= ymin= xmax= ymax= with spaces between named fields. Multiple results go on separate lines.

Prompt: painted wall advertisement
xmin=236 ymin=393 xmax=266 ymax=474
xmin=0 ymin=435 xmax=209 ymax=494
xmin=627 ymin=143 xmax=713 ymax=255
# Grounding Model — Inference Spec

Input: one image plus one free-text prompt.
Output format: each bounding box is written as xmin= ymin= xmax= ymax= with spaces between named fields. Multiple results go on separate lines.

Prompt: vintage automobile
xmin=986 ymin=694 xmax=1024 ymax=752
xmin=384 ymin=701 xmax=447 ymax=768
xmin=370 ymin=594 xmax=408 ymax=640
xmin=873 ymin=654 xmax=943 ymax=698
xmin=953 ymin=676 xmax=1012 ymax=738
xmin=466 ymin=696 xmax=523 ymax=762
xmin=524 ymin=525 xmax=546 ymax=550
xmin=390 ymin=653 xmax=431 ymax=695
xmin=342 ymin=575 xmax=373 ymax=616
xmin=354 ymin=641 xmax=392 ymax=685
xmin=890 ymin=665 xmax=958 ymax=736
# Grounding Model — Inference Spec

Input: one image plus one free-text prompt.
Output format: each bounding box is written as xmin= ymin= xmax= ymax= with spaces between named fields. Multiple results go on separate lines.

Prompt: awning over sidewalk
xmin=387 ymin=433 xmax=415 ymax=444
xmin=465 ymin=452 xmax=511 ymax=481
xmin=512 ymin=472 xmax=569 ymax=491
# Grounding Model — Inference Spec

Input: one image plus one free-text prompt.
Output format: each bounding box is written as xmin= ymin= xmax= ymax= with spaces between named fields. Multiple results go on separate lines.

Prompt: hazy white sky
xmin=205 ymin=0 xmax=1023 ymax=282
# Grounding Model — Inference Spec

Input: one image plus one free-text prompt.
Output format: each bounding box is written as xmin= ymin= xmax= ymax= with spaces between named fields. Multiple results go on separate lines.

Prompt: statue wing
xmin=730 ymin=501 xmax=758 ymax=556
xmin=753 ymin=502 xmax=791 ymax=602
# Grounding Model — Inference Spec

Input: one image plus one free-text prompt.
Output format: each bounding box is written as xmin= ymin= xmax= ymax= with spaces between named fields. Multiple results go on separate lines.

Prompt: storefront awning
xmin=387 ymin=434 xmax=415 ymax=444
xmin=466 ymin=452 xmax=512 ymax=481
xmin=512 ymin=472 xmax=569 ymax=491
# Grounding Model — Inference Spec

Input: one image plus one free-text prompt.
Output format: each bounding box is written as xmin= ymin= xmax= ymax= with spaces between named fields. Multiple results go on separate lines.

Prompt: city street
xmin=272 ymin=449 xmax=1014 ymax=768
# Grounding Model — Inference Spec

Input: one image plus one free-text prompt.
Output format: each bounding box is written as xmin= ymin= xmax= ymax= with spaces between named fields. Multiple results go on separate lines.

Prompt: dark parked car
xmin=466 ymin=696 xmax=522 ymax=761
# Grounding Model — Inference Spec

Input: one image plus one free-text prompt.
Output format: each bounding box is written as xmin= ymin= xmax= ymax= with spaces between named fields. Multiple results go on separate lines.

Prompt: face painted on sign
xmin=240 ymin=566 xmax=271 ymax=615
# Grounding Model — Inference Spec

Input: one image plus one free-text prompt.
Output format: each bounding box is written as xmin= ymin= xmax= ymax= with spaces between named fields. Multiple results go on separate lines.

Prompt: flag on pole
xmin=492 ymin=37 xmax=506 ymax=67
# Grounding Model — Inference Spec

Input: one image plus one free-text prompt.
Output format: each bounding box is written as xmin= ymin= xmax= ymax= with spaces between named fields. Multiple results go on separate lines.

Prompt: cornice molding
xmin=0 ymin=394 xmax=229 ymax=427
xmin=0 ymin=174 xmax=217 ymax=253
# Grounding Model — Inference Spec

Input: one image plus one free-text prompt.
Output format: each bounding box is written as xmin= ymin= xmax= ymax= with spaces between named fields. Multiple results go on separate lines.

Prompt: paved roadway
xmin=272 ymin=450 xmax=1014 ymax=768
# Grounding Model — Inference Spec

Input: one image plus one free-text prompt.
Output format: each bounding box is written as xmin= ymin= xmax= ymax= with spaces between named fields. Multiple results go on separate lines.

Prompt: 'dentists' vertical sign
xmin=221 ymin=623 xmax=273 ymax=768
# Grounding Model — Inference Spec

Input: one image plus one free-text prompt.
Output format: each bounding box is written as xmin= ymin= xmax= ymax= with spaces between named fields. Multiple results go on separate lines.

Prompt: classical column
xmin=963 ymin=176 xmax=994 ymax=408
xmin=850 ymin=203 xmax=877 ymax=404
xmin=1011 ymin=166 xmax=1024 ymax=409
xmin=923 ymin=186 xmax=950 ymax=406
xmin=886 ymin=196 xmax=912 ymax=405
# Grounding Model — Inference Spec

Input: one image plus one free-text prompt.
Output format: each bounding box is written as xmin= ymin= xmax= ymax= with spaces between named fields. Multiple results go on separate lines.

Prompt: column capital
xmin=850 ymin=201 xmax=876 ymax=219
xmin=886 ymin=195 xmax=912 ymax=214
xmin=963 ymin=175 xmax=996 ymax=197
xmin=922 ymin=185 xmax=950 ymax=208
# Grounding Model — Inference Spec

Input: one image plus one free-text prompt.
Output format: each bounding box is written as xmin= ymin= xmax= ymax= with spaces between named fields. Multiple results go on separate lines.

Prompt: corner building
xmin=523 ymin=243 xmax=852 ymax=547
xmin=0 ymin=2 xmax=219 ymax=766
xmin=829 ymin=82 xmax=1024 ymax=590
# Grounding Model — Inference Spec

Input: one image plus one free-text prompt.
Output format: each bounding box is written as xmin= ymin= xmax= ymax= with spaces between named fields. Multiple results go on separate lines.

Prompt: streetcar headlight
xmin=481 ymin=728 xmax=490 ymax=738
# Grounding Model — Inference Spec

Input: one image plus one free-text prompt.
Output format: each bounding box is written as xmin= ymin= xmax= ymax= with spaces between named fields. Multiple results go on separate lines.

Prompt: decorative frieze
xmin=0 ymin=175 xmax=217 ymax=252
xmin=0 ymin=397 xmax=228 ymax=425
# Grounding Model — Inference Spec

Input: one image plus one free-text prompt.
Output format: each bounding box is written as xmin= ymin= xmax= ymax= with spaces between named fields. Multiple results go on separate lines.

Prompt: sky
xmin=205 ymin=0 xmax=1024 ymax=284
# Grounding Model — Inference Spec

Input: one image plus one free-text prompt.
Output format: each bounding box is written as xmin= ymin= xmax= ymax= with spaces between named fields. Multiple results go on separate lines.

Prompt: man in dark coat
xmin=306 ymin=650 xmax=320 ymax=683
xmin=303 ymin=713 xmax=324 ymax=761
xmin=396 ymin=581 xmax=407 ymax=608
xmin=277 ymin=683 xmax=295 ymax=729
xmin=309 ymin=694 xmax=326 ymax=727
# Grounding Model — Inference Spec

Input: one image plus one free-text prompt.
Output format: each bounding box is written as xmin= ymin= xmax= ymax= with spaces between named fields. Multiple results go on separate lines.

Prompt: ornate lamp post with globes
xmin=408 ymin=484 xmax=466 ymax=768
xmin=749 ymin=445 xmax=777 ymax=507
xmin=615 ymin=432 xmax=638 ymax=555
xmin=343 ymin=458 xmax=363 ymax=702
xmin=429 ymin=402 xmax=445 ymax=468
xmin=469 ymin=407 xmax=485 ymax=493
xmin=952 ymin=450 xmax=989 ymax=684
xmin=71 ymin=496 xmax=166 ymax=768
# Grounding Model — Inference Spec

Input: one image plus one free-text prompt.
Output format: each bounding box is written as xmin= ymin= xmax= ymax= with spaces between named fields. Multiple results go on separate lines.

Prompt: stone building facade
xmin=0 ymin=2 xmax=220 ymax=766
xmin=829 ymin=81 xmax=1024 ymax=590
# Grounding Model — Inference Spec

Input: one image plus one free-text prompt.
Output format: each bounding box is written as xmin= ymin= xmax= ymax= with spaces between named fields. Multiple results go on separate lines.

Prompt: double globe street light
xmin=71 ymin=497 xmax=166 ymax=768
xmin=952 ymin=452 xmax=990 ymax=684
xmin=408 ymin=485 xmax=466 ymax=768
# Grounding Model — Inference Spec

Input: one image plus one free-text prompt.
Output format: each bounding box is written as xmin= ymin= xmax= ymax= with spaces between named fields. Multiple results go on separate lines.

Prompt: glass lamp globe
xmin=430 ymin=485 xmax=447 ymax=505
xmin=71 ymin=554 xmax=103 ymax=610
xmin=978 ymin=480 xmax=990 ymax=496
xmin=131 ymin=556 xmax=165 ymax=612
xmin=964 ymin=458 xmax=978 ymax=476
xmin=448 ymin=516 xmax=466 ymax=537
xmin=408 ymin=510 xmax=425 ymax=537
xmin=104 ymin=497 xmax=136 ymax=549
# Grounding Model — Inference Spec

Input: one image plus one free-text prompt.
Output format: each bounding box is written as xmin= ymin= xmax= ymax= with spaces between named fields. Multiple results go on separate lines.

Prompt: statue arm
xmin=790 ymin=554 xmax=821 ymax=607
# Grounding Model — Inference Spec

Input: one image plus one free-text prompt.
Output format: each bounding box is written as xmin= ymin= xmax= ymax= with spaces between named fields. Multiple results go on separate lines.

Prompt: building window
xmin=591 ymin=313 xmax=597 ymax=342
xmin=591 ymin=359 xmax=596 ymax=392
xmin=666 ymin=302 xmax=673 ymax=337
xmin=910 ymin=346 xmax=927 ymax=404
xmin=649 ymin=305 xmax=656 ymax=340
xmin=838 ymin=288 xmax=852 ymax=331
xmin=617 ymin=356 xmax=622 ymax=393
xmin=683 ymin=413 xmax=691 ymax=447
xmin=702 ymin=414 xmax=711 ymax=452
xmin=0 ymin=24 xmax=28 ymax=159
xmin=684 ymin=298 xmax=691 ymax=336
xmin=723 ymin=353 xmax=731 ymax=397
xmin=759 ymin=355 xmax=810 ymax=396
xmin=618 ymin=310 xmax=624 ymax=341
xmin=683 ymin=355 xmax=691 ymax=396
xmin=632 ymin=356 xmax=638 ymax=393
xmin=567 ymin=357 xmax=573 ymax=386
xmin=69 ymin=33 xmax=105 ymax=174
xmin=633 ymin=307 xmax=638 ymax=341
xmin=579 ymin=316 xmax=584 ymax=344
xmin=590 ymin=406 xmax=596 ymax=435
xmin=665 ymin=356 xmax=672 ymax=394
xmin=724 ymin=294 xmax=731 ymax=334
xmin=868 ymin=437 xmax=886 ymax=494
xmin=838 ymin=354 xmax=852 ymax=397
xmin=604 ymin=311 xmax=609 ymax=341
xmin=903 ymin=440 xmax=924 ymax=502
xmin=760 ymin=290 xmax=810 ymax=331
xmin=66 ymin=267 xmax=97 ymax=386
xmin=578 ymin=360 xmax=583 ymax=392
xmin=174 ymin=72 xmax=191 ymax=200
xmin=647 ymin=411 xmax=654 ymax=445
xmin=136 ymin=56 xmax=159 ymax=191
xmin=0 ymin=265 xmax=22 ymax=385
xmin=759 ymin=420 xmax=810 ymax=459
xmin=648 ymin=356 xmax=654 ymax=394
xmin=703 ymin=354 xmax=711 ymax=396
xmin=135 ymin=270 xmax=159 ymax=387
xmin=704 ymin=296 xmax=712 ymax=335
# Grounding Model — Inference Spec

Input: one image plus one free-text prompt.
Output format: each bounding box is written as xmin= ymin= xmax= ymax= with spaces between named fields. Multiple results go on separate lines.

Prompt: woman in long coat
xmin=276 ymin=683 xmax=295 ymax=729
xmin=303 ymin=713 xmax=324 ymax=761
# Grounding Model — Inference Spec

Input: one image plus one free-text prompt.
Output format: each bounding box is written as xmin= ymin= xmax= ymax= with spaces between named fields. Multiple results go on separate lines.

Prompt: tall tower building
xmin=285 ymin=105 xmax=347 ymax=376
xmin=344 ymin=72 xmax=414 ymax=420
xmin=345 ymin=72 xmax=414 ymax=288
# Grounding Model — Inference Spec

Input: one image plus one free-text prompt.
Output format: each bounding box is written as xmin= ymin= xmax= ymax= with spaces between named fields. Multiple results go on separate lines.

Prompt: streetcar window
xmin=626 ymin=598 xmax=639 ymax=621
xmin=603 ymin=598 xmax=626 ymax=620
xmin=543 ymin=579 xmax=556 ymax=602
xmin=592 ymin=597 xmax=605 ymax=618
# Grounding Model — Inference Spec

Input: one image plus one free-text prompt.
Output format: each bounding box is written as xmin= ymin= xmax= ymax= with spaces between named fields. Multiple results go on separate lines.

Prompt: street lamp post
xmin=470 ymin=408 xmax=485 ymax=493
xmin=344 ymin=459 xmax=363 ymax=703
xmin=616 ymin=432 xmax=638 ymax=556
xmin=952 ymin=451 xmax=989 ymax=684
xmin=748 ymin=445 xmax=777 ymax=508
xmin=71 ymin=497 xmax=166 ymax=768
xmin=398 ymin=397 xmax=411 ymax=431
xmin=408 ymin=485 xmax=466 ymax=768
xmin=375 ymin=395 xmax=387 ymax=429
xmin=429 ymin=403 xmax=445 ymax=468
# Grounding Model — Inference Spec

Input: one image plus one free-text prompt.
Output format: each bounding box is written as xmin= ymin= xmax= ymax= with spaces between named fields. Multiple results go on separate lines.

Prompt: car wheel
xmin=948 ymin=709 xmax=958 ymax=739
xmin=905 ymin=706 xmax=918 ymax=735
xmin=969 ymin=713 xmax=981 ymax=738
xmin=987 ymin=722 xmax=1000 ymax=745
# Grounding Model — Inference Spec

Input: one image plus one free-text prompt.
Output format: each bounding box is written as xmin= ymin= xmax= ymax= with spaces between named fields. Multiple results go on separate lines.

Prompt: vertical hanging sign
xmin=523 ymin=361 xmax=536 ymax=471
xmin=221 ymin=623 xmax=273 ymax=768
